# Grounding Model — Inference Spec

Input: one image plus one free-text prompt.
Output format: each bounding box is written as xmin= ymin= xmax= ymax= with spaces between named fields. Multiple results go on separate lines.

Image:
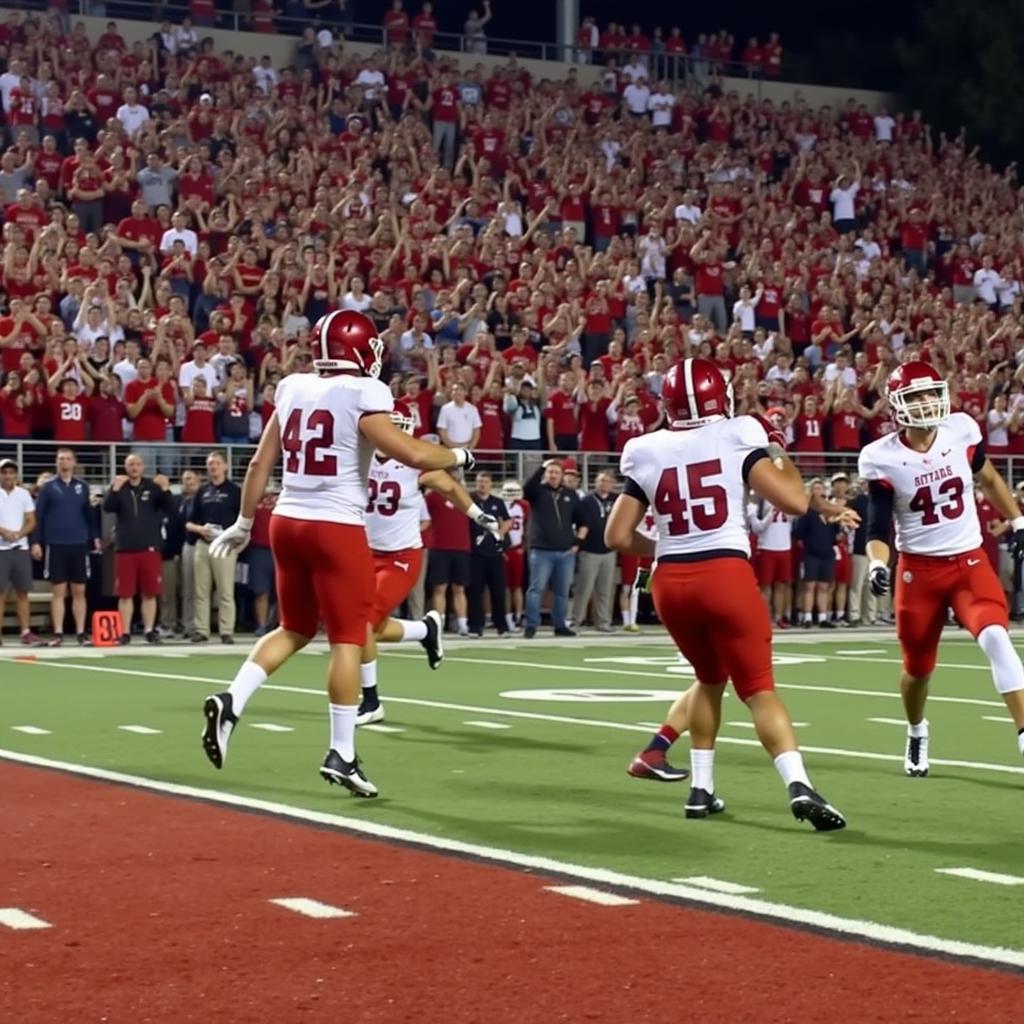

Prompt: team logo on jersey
xmin=902 ymin=570 xmax=913 ymax=584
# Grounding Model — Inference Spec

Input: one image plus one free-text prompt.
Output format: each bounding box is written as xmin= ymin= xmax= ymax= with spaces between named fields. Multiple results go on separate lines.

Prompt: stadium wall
xmin=7 ymin=9 xmax=900 ymax=113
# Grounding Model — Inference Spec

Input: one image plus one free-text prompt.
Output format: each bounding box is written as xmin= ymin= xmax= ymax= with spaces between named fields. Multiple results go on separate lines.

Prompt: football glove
xmin=634 ymin=566 xmax=654 ymax=595
xmin=453 ymin=448 xmax=476 ymax=472
xmin=468 ymin=504 xmax=502 ymax=542
xmin=210 ymin=516 xmax=253 ymax=558
xmin=868 ymin=559 xmax=890 ymax=597
xmin=1010 ymin=517 xmax=1024 ymax=562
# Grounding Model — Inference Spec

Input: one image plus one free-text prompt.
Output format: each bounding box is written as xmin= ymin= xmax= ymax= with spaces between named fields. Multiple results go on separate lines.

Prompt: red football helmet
xmin=311 ymin=310 xmax=384 ymax=377
xmin=661 ymin=358 xmax=733 ymax=429
xmin=886 ymin=360 xmax=949 ymax=428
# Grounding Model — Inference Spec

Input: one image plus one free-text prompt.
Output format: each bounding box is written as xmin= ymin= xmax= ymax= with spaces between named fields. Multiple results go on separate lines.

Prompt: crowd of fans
xmin=0 ymin=9 xmax=1023 ymax=638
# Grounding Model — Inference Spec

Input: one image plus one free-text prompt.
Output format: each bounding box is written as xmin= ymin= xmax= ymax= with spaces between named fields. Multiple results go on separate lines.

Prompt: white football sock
xmin=329 ymin=704 xmax=357 ymax=761
xmin=397 ymin=618 xmax=428 ymax=641
xmin=774 ymin=749 xmax=811 ymax=788
xmin=506 ymin=612 xmax=516 ymax=631
xmin=690 ymin=748 xmax=715 ymax=793
xmin=457 ymin=616 xmax=468 ymax=632
xmin=977 ymin=624 xmax=1024 ymax=694
xmin=629 ymin=585 xmax=640 ymax=625
xmin=908 ymin=718 xmax=929 ymax=739
xmin=227 ymin=660 xmax=267 ymax=716
xmin=360 ymin=660 xmax=377 ymax=690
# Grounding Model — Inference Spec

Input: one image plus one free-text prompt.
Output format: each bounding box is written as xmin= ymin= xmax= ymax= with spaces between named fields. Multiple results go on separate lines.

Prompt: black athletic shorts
xmin=44 ymin=543 xmax=90 ymax=585
xmin=801 ymin=553 xmax=835 ymax=584
xmin=428 ymin=549 xmax=471 ymax=589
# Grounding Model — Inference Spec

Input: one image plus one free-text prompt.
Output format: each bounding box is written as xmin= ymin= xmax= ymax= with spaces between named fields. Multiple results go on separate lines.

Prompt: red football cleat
xmin=627 ymin=749 xmax=689 ymax=782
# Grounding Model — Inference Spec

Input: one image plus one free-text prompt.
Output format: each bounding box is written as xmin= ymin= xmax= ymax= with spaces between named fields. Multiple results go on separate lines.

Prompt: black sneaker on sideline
xmin=420 ymin=609 xmax=444 ymax=669
xmin=523 ymin=626 xmax=536 ymax=639
xmin=117 ymin=633 xmax=131 ymax=645
xmin=77 ymin=632 xmax=91 ymax=646
xmin=684 ymin=787 xmax=726 ymax=818
xmin=201 ymin=692 xmax=238 ymax=770
xmin=191 ymin=634 xmax=209 ymax=644
xmin=220 ymin=634 xmax=234 ymax=645
xmin=145 ymin=630 xmax=161 ymax=644
xmin=554 ymin=626 xmax=577 ymax=637
xmin=788 ymin=782 xmax=847 ymax=831
xmin=818 ymin=619 xmax=836 ymax=629
xmin=319 ymin=749 xmax=378 ymax=797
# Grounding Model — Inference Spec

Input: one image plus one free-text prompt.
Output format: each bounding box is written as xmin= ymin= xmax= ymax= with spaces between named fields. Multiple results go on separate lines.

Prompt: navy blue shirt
xmin=33 ymin=475 xmax=97 ymax=546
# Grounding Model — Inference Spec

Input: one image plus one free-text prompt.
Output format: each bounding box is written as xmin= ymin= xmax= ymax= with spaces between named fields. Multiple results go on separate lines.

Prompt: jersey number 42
xmin=281 ymin=409 xmax=337 ymax=476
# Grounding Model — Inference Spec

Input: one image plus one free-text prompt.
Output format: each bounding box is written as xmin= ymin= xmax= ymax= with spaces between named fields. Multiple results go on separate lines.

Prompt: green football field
xmin=2 ymin=631 xmax=1023 ymax=961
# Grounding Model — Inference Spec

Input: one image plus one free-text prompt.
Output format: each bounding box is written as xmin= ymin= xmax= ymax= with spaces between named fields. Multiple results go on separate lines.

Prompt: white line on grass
xmin=935 ymin=868 xmax=1024 ymax=887
xmin=10 ymin=726 xmax=50 ymax=735
xmin=835 ymin=649 xmax=887 ymax=655
xmin=463 ymin=721 xmax=512 ymax=730
xmin=24 ymin=662 xmax=1024 ymax=778
xmin=361 ymin=724 xmax=405 ymax=734
xmin=544 ymin=885 xmax=639 ymax=907
xmin=117 ymin=725 xmax=161 ymax=735
xmin=0 ymin=907 xmax=51 ymax=930
xmin=867 ymin=718 xmax=911 ymax=727
xmin=0 ymin=747 xmax=1020 ymax=969
xmin=249 ymin=724 xmax=294 ymax=733
xmin=269 ymin=897 xmax=356 ymax=919
xmin=672 ymin=876 xmax=761 ymax=896
xmin=728 ymin=720 xmax=808 ymax=729
xmin=382 ymin=653 xmax=1005 ymax=708
xmin=982 ymin=716 xmax=1014 ymax=724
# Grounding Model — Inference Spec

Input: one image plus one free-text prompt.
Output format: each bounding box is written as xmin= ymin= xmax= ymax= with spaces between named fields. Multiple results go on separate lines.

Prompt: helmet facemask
xmin=889 ymin=379 xmax=949 ymax=428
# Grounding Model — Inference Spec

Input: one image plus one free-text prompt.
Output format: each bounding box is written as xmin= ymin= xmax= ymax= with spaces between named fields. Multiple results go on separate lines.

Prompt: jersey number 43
xmin=909 ymin=478 xmax=965 ymax=525
xmin=655 ymin=460 xmax=728 ymax=536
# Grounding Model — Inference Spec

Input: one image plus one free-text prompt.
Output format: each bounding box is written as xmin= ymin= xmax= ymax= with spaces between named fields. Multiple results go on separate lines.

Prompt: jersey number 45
xmin=655 ymin=460 xmax=727 ymax=536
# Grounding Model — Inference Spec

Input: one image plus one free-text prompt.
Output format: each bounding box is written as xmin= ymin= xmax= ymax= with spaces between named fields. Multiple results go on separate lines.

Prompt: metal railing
xmin=19 ymin=0 xmax=772 ymax=87
xmin=0 ymin=440 xmax=985 ymax=494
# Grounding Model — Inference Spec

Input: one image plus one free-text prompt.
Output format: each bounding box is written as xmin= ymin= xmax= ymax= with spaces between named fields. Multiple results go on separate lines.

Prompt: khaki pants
xmin=160 ymin=555 xmax=180 ymax=632
xmin=194 ymin=540 xmax=238 ymax=638
xmin=181 ymin=543 xmax=196 ymax=632
xmin=850 ymin=553 xmax=889 ymax=623
xmin=572 ymin=550 xmax=616 ymax=628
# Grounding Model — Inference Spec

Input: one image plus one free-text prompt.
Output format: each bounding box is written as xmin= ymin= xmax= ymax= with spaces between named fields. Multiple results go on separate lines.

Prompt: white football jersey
xmin=748 ymin=499 xmax=792 ymax=551
xmin=858 ymin=412 xmax=982 ymax=556
xmin=621 ymin=416 xmax=769 ymax=559
xmin=366 ymin=457 xmax=425 ymax=552
xmin=506 ymin=499 xmax=529 ymax=549
xmin=272 ymin=373 xmax=394 ymax=527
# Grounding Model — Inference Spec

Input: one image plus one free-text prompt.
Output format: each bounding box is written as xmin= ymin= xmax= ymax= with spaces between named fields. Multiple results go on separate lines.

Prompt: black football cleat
xmin=627 ymin=749 xmax=689 ymax=782
xmin=421 ymin=609 xmax=444 ymax=670
xmin=788 ymin=782 xmax=847 ymax=831
xmin=319 ymin=750 xmax=378 ymax=797
xmin=684 ymin=787 xmax=725 ymax=818
xmin=201 ymin=692 xmax=238 ymax=769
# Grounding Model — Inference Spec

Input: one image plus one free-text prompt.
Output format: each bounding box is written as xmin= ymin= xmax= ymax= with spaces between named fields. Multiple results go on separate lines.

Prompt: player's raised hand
xmin=210 ymin=516 xmax=253 ymax=558
xmin=868 ymin=559 xmax=890 ymax=597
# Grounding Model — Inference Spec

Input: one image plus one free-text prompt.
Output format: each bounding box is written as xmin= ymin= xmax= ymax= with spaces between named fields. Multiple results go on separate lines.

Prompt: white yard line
xmin=1 ymin=747 xmax=1020 ymax=969
xmin=935 ymin=868 xmax=1024 ymax=887
xmin=249 ymin=723 xmax=294 ymax=733
xmin=463 ymin=721 xmax=512 ymax=730
xmin=268 ymin=897 xmax=356 ymax=919
xmin=117 ymin=725 xmax=161 ymax=735
xmin=0 ymin=907 xmax=51 ymax=930
xmin=867 ymin=718 xmax=911 ymax=727
xmin=671 ymin=876 xmax=761 ymax=896
xmin=982 ymin=716 xmax=1014 ymax=724
xmin=10 ymin=726 xmax=50 ymax=735
xmin=544 ymin=885 xmax=639 ymax=907
xmin=11 ymin=661 xmax=1024 ymax=778
xmin=361 ymin=724 xmax=405 ymax=734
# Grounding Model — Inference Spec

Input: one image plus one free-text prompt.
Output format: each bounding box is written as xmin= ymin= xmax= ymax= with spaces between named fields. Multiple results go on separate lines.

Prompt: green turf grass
xmin=1 ymin=635 xmax=1022 ymax=951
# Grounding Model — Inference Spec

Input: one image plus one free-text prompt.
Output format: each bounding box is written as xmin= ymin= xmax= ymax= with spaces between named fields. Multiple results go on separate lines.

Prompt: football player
xmin=358 ymin=410 xmax=501 ymax=726
xmin=501 ymin=480 xmax=529 ymax=630
xmin=859 ymin=361 xmax=1024 ymax=776
xmin=201 ymin=311 xmax=476 ymax=797
xmin=607 ymin=357 xmax=847 ymax=829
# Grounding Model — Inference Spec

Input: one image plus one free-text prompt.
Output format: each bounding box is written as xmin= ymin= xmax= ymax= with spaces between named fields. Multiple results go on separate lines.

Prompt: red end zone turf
xmin=1 ymin=762 xmax=1021 ymax=1023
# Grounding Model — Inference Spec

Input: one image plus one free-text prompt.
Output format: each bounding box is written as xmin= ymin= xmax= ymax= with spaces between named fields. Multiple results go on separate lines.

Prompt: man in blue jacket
xmin=31 ymin=448 xmax=101 ymax=645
